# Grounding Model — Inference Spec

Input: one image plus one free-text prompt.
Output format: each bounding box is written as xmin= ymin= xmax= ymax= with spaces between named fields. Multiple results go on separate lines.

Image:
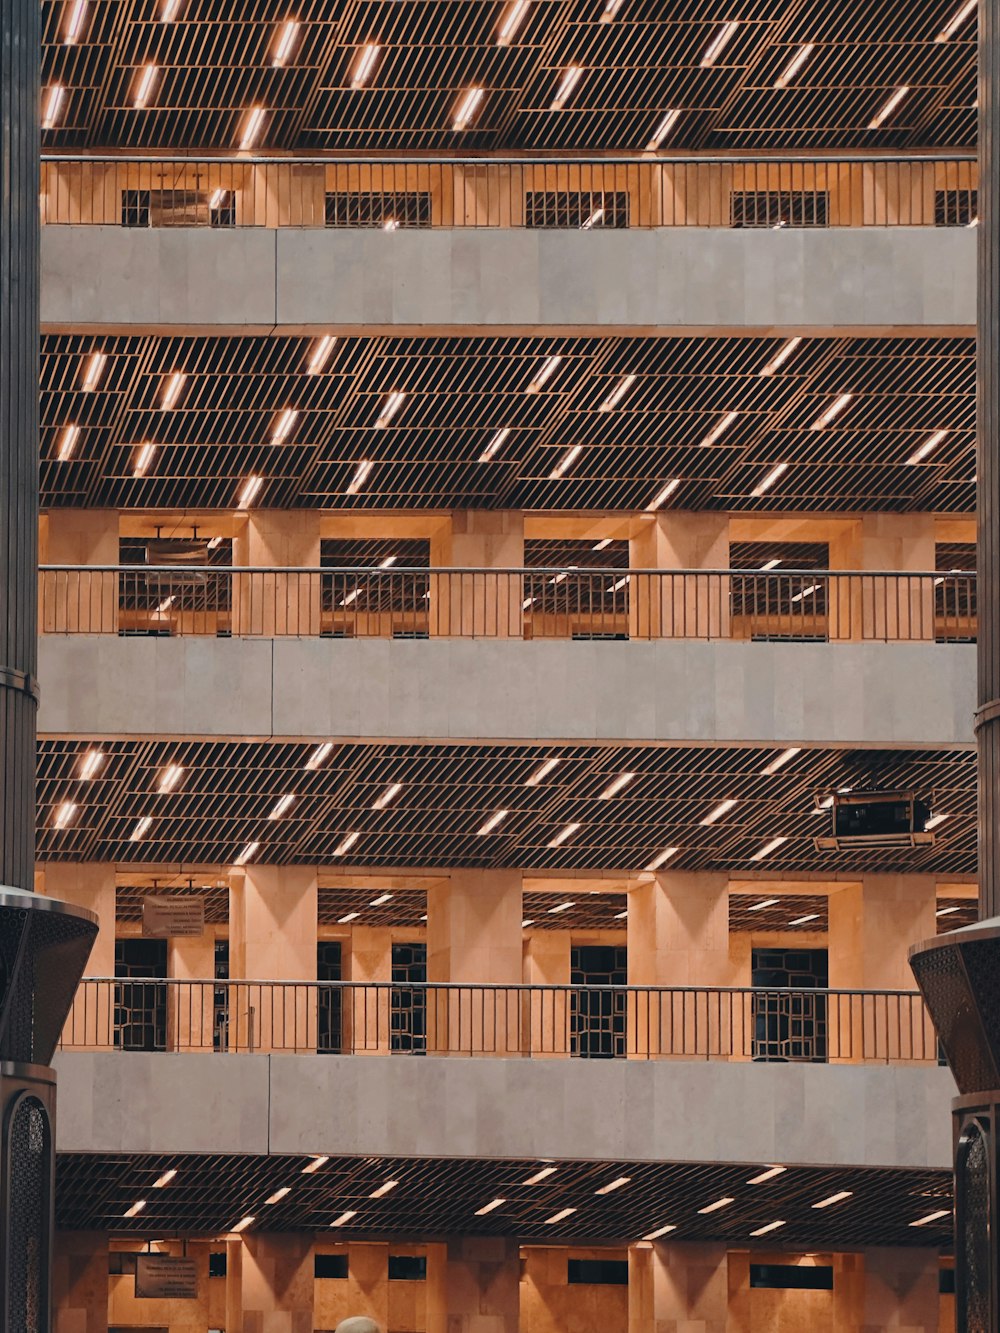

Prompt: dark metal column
xmin=0 ymin=0 xmax=40 ymax=891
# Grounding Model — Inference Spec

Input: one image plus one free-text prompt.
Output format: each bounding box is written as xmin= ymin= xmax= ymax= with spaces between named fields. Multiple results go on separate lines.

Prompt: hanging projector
xmin=813 ymin=790 xmax=933 ymax=852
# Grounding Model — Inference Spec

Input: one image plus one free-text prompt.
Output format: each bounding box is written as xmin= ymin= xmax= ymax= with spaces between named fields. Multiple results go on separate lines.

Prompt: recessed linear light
xmin=475 ymin=1198 xmax=507 ymax=1216
xmin=747 ymin=1165 xmax=786 ymax=1184
xmin=234 ymin=840 xmax=260 ymax=867
xmin=158 ymin=763 xmax=184 ymax=793
xmin=936 ymin=904 xmax=961 ymax=916
xmin=527 ymin=355 xmax=562 ymax=393
xmin=375 ymin=391 xmax=406 ymax=429
xmin=161 ymin=371 xmax=186 ymax=410
xmin=240 ymin=106 xmax=268 ymax=150
xmin=266 ymin=1186 xmax=291 ymax=1205
xmin=79 ymin=749 xmax=105 ymax=781
xmin=237 ymin=474 xmax=264 ymax=508
xmin=869 ymin=85 xmax=910 ymax=130
xmin=812 ymin=1190 xmax=853 ymax=1209
xmin=153 ymin=1170 xmax=177 ymax=1188
xmin=747 ymin=898 xmax=779 ymax=912
xmin=521 ymin=918 xmax=534 ymax=927
xmin=751 ymin=462 xmax=788 ymax=497
xmin=774 ymin=43 xmax=814 ymax=88
xmin=698 ymin=1197 xmax=734 ymax=1214
xmin=598 ymin=375 xmax=636 ymax=412
xmin=751 ymin=836 xmax=788 ymax=862
xmin=373 ymin=782 xmax=403 ymax=810
xmin=701 ymin=798 xmax=736 ymax=826
xmin=369 ymin=893 xmax=393 ymax=907
xmin=700 ymin=20 xmax=739 ymax=66
xmin=478 ymin=809 xmax=509 ymax=836
xmin=82 ymin=350 xmax=106 ymax=391
xmin=334 ymin=832 xmax=360 ymax=857
xmin=526 ymin=757 xmax=560 ymax=786
xmin=545 ymin=1207 xmax=577 ymax=1224
xmin=608 ymin=574 xmax=631 ymax=594
xmin=750 ymin=1220 xmax=787 ymax=1237
xmin=761 ymin=557 xmax=782 ymax=571
xmin=134 ymin=443 xmax=157 ymax=477
xmin=550 ymin=65 xmax=583 ymax=110
xmin=645 ymin=847 xmax=679 ymax=871
xmin=272 ymin=408 xmax=298 ymax=443
xmin=232 ymin=1216 xmax=256 ymax=1233
xmin=646 ymin=478 xmax=681 ymax=510
xmin=307 ymin=335 xmax=336 ymax=374
xmin=642 ymin=1224 xmax=676 ymax=1240
xmin=548 ymin=901 xmax=575 ymax=914
xmin=272 ymin=19 xmax=299 ymax=66
xmin=907 ymin=429 xmax=948 ymax=464
xmin=54 ymin=801 xmax=78 ymax=830
xmin=43 ymin=84 xmax=66 ymax=129
xmin=346 ymin=460 xmax=373 ymax=494
xmin=936 ymin=0 xmax=976 ymax=40
xmin=595 ymin=1176 xmax=631 ymax=1195
xmin=601 ymin=0 xmax=625 ymax=17
xmin=593 ymin=537 xmax=612 ymax=551
xmin=599 ymin=773 xmax=636 ymax=799
xmin=306 ymin=742 xmax=333 ymax=770
xmin=550 ymin=445 xmax=583 ymax=479
xmin=302 ymin=1156 xmax=329 ymax=1174
xmin=700 ymin=410 xmax=739 ymax=447
xmin=497 ymin=0 xmax=531 ymax=44
xmin=130 ymin=816 xmax=153 ymax=841
xmin=160 ymin=0 xmax=181 ymax=19
xmin=646 ymin=108 xmax=681 ymax=150
xmin=124 ymin=1201 xmax=146 ymax=1218
xmin=369 ymin=1180 xmax=399 ymax=1199
xmin=910 ymin=1209 xmax=952 ymax=1226
xmin=268 ymin=793 xmax=296 ymax=820
xmin=208 ymin=188 xmax=228 ymax=212
xmin=524 ymin=1166 xmax=558 ymax=1185
xmin=338 ymin=911 xmax=360 ymax=924
xmin=581 ymin=206 xmax=604 ymax=230
xmin=58 ymin=423 xmax=80 ymax=461
xmin=761 ymin=747 xmax=800 ymax=776
xmin=481 ymin=427 xmax=510 ymax=461
xmin=64 ymin=0 xmax=88 ymax=43
xmin=790 ymin=583 xmax=820 ymax=605
xmin=134 ymin=63 xmax=158 ymax=108
xmin=351 ymin=43 xmax=381 ymax=89
xmin=810 ymin=392 xmax=853 ymax=431
xmin=925 ymin=813 xmax=949 ymax=830
xmin=760 ymin=337 xmax=802 ymax=377
xmin=453 ymin=87 xmax=485 ymax=131
xmin=789 ymin=912 xmax=820 ymax=927
xmin=548 ymin=823 xmax=581 ymax=849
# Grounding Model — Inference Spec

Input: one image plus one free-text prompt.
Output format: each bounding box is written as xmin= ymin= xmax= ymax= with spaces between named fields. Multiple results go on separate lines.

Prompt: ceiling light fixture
xmin=646 ymin=478 xmax=681 ymax=510
xmin=124 ymin=1201 xmax=146 ymax=1218
xmin=910 ymin=1209 xmax=952 ymax=1226
xmin=751 ymin=462 xmax=788 ymax=497
xmin=524 ymin=1166 xmax=558 ymax=1185
xmin=133 ymin=442 xmax=157 ymax=477
xmin=642 ymin=1224 xmax=676 ymax=1240
xmin=64 ymin=0 xmax=88 ymax=43
xmin=369 ymin=893 xmax=393 ymax=907
xmin=480 ymin=427 xmax=510 ymax=461
xmin=57 ymin=424 xmax=80 ymax=461
xmin=747 ymin=1165 xmax=787 ymax=1184
xmin=907 ymin=429 xmax=948 ymax=464
xmin=239 ymin=106 xmax=267 ymax=150
xmin=701 ymin=798 xmax=736 ymax=825
xmin=759 ymin=337 xmax=802 ymax=377
xmin=153 ymin=1170 xmax=177 ymax=1188
xmin=234 ymin=841 xmax=260 ymax=866
xmin=869 ymin=86 xmax=910 ymax=129
xmin=937 ymin=0 xmax=977 ymax=39
xmin=526 ymin=757 xmax=560 ymax=786
xmin=475 ymin=1198 xmax=507 ymax=1216
xmin=774 ymin=43 xmax=814 ymax=88
xmin=78 ymin=749 xmax=105 ymax=780
xmin=548 ymin=823 xmax=581 ymax=848
xmin=160 ymin=0 xmax=181 ymax=19
xmin=601 ymin=0 xmax=625 ymax=17
xmin=595 ymin=1176 xmax=631 ymax=1195
xmin=645 ymin=847 xmax=679 ymax=871
xmin=337 ymin=911 xmax=360 ymax=924
xmin=545 ymin=1207 xmax=577 ymax=1224
xmin=130 ymin=816 xmax=153 ymax=841
xmin=700 ymin=20 xmax=739 ymax=66
xmin=42 ymin=84 xmax=66 ymax=129
xmin=936 ymin=904 xmax=961 ymax=916
xmin=82 ymin=350 xmax=106 ymax=391
xmin=593 ymin=537 xmax=612 ymax=551
xmin=265 ymin=1186 xmax=291 ymax=1204
xmin=307 ymin=335 xmax=336 ymax=374
xmin=598 ymin=375 xmax=636 ymax=412
xmin=369 ymin=1180 xmax=399 ymax=1199
xmin=134 ymin=63 xmax=158 ymax=108
xmin=789 ymin=912 xmax=820 ymax=926
xmin=698 ymin=1197 xmax=734 ymax=1214
xmin=272 ymin=19 xmax=299 ymax=66
xmin=306 ymin=742 xmax=333 ymax=769
xmin=751 ymin=835 xmax=788 ymax=861
xmin=812 ymin=1190 xmax=853 ymax=1208
xmin=550 ymin=444 xmax=582 ymax=479
xmin=925 ymin=813 xmax=949 ymax=829
xmin=373 ymin=782 xmax=403 ymax=810
xmin=810 ymin=392 xmax=853 ymax=430
xmin=272 ymin=408 xmax=298 ymax=443
xmin=268 ymin=794 xmax=296 ymax=820
xmin=158 ymin=763 xmax=184 ymax=793
xmin=550 ymin=66 xmax=583 ymax=110
xmin=497 ymin=0 xmax=530 ymax=44
xmin=548 ymin=900 xmax=575 ymax=914
xmin=522 ymin=918 xmax=534 ymax=927
xmin=334 ymin=832 xmax=360 ymax=857
xmin=747 ymin=897 xmax=779 ymax=912
xmin=161 ymin=371 xmax=186 ymax=410
xmin=453 ymin=87 xmax=485 ymax=131
xmin=646 ymin=108 xmax=681 ymax=150
xmin=750 ymin=1220 xmax=787 ymax=1236
xmin=527 ymin=355 xmax=562 ymax=393
xmin=761 ymin=747 xmax=800 ymax=776
xmin=53 ymin=802 xmax=78 ymax=830
xmin=790 ymin=583 xmax=820 ymax=604
xmin=581 ymin=206 xmax=604 ymax=230
xmin=351 ymin=43 xmax=381 ymax=88
xmin=232 ymin=1215 xmax=255 ymax=1233
xmin=302 ymin=1156 xmax=329 ymax=1173
xmin=347 ymin=460 xmax=373 ymax=494
xmin=700 ymin=410 xmax=739 ymax=447
xmin=375 ymin=391 xmax=406 ymax=429
xmin=237 ymin=474 xmax=264 ymax=508
xmin=599 ymin=773 xmax=636 ymax=799
xmin=478 ymin=809 xmax=510 ymax=836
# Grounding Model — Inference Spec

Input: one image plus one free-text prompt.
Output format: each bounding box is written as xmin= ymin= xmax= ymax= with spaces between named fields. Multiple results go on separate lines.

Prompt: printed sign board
xmin=142 ymin=896 xmax=205 ymax=938
xmin=134 ymin=1255 xmax=198 ymax=1300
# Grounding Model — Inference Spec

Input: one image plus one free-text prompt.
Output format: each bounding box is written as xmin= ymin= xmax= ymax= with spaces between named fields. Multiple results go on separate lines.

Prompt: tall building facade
xmin=39 ymin=2 xmax=978 ymax=1329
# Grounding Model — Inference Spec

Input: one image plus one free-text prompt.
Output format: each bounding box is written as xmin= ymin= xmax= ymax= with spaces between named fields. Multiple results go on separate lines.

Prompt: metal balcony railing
xmin=39 ymin=154 xmax=978 ymax=230
xmin=60 ymin=979 xmax=938 ymax=1063
xmin=39 ymin=565 xmax=978 ymax=643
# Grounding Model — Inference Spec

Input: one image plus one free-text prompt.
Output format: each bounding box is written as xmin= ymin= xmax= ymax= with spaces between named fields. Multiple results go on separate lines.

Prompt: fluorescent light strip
xmin=911 ymin=1209 xmax=951 ymax=1226
xmin=330 ymin=1211 xmax=357 ymax=1227
xmin=548 ymin=901 xmax=575 ymax=914
xmin=751 ymin=462 xmax=788 ymax=497
xmin=268 ymin=793 xmax=296 ymax=820
xmin=774 ymin=43 xmax=814 ymax=88
xmin=232 ymin=1215 xmax=256 ymax=1233
xmin=869 ymin=85 xmax=910 ymax=130
xmin=527 ymin=355 xmax=562 ymax=393
xmin=598 ymin=375 xmax=636 ymax=412
xmin=134 ymin=442 xmax=157 ymax=477
xmin=550 ymin=65 xmax=583 ymax=110
xmin=158 ymin=763 xmax=184 ymax=793
xmin=646 ymin=478 xmax=681 ymax=510
xmin=302 ymin=1156 xmax=329 ymax=1173
xmin=307 ymin=335 xmax=336 ymax=374
xmin=272 ymin=19 xmax=299 ymax=66
xmin=810 ymin=392 xmax=853 ymax=430
xmin=698 ymin=1197 xmax=734 ymax=1214
xmin=373 ymin=782 xmax=403 ymax=810
xmin=160 ymin=0 xmax=181 ymax=18
xmin=601 ymin=0 xmax=625 ymax=17
xmin=351 ymin=43 xmax=380 ymax=89
xmin=907 ymin=429 xmax=948 ymax=464
xmin=475 ymin=1198 xmax=506 ymax=1216
xmin=306 ymin=742 xmax=333 ymax=769
xmin=478 ymin=809 xmax=509 ymax=835
xmin=497 ymin=0 xmax=531 ymax=44
xmin=240 ymin=106 xmax=267 ymax=150
xmin=593 ymin=537 xmax=612 ymax=551
xmin=43 ymin=84 xmax=66 ymax=129
xmin=524 ymin=1166 xmax=558 ymax=1185
xmin=266 ymin=1186 xmax=291 ymax=1204
xmin=925 ymin=813 xmax=949 ymax=830
xmin=645 ymin=847 xmax=679 ymax=871
xmin=347 ymin=460 xmax=373 ymax=494
xmin=153 ymin=1170 xmax=177 ymax=1188
xmin=581 ymin=207 xmax=604 ymax=230
xmin=545 ymin=1207 xmax=577 ymax=1224
xmin=234 ymin=840 xmax=260 ymax=866
xmin=646 ymin=108 xmax=681 ymax=150
xmin=595 ymin=1176 xmax=631 ymax=1195
xmin=700 ymin=410 xmax=738 ymax=447
xmin=64 ymin=0 xmax=88 ymax=43
xmin=130 ymin=816 xmax=153 ymax=841
xmin=747 ymin=1165 xmax=786 ymax=1185
xmin=82 ymin=350 xmax=106 ymax=391
xmin=550 ymin=444 xmax=582 ymax=479
xmin=237 ymin=474 xmax=264 ymax=508
xmin=272 ymin=408 xmax=298 ymax=443
xmin=54 ymin=802 xmax=78 ymax=830
xmin=124 ymin=1201 xmax=146 ymax=1218
xmin=642 ymin=1224 xmax=676 ymax=1240
xmin=936 ymin=904 xmax=961 ymax=916
xmin=375 ymin=391 xmax=406 ymax=429
xmin=937 ymin=0 xmax=977 ymax=39
xmin=761 ymin=747 xmax=800 ymax=776
xmin=599 ymin=772 xmax=635 ymax=799
xmin=522 ymin=918 xmax=534 ymax=927
xmin=701 ymin=798 xmax=736 ymax=825
xmin=481 ymin=427 xmax=510 ymax=461
xmin=134 ymin=63 xmax=158 ymax=108
xmin=751 ymin=835 xmax=788 ymax=861
xmin=161 ymin=371 xmax=186 ymax=410
xmin=338 ymin=911 xmax=360 ymax=924
xmin=750 ymin=1220 xmax=786 ymax=1237
xmin=334 ymin=832 xmax=360 ymax=857
xmin=789 ymin=912 xmax=820 ymax=927
xmin=790 ymin=583 xmax=819 ymax=603
xmin=760 ymin=337 xmax=802 ymax=376
xmin=209 ymin=188 xmax=228 ymax=211
xmin=526 ymin=757 xmax=560 ymax=786
xmin=761 ymin=558 xmax=782 ymax=571
xmin=369 ymin=1180 xmax=399 ymax=1199
xmin=157 ymin=596 xmax=175 ymax=614
xmin=58 ymin=423 xmax=80 ymax=461
xmin=548 ymin=823 xmax=581 ymax=848
xmin=453 ymin=87 xmax=485 ymax=131
xmin=812 ymin=1190 xmax=853 ymax=1209
xmin=369 ymin=893 xmax=393 ymax=907
xmin=700 ymin=20 xmax=738 ymax=66
xmin=747 ymin=897 xmax=779 ymax=912
xmin=79 ymin=748 xmax=105 ymax=780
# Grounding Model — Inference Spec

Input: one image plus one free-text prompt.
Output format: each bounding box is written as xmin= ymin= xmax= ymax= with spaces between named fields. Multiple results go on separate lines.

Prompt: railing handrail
xmin=40 ymin=152 xmax=979 ymax=166
xmin=38 ymin=563 xmax=976 ymax=580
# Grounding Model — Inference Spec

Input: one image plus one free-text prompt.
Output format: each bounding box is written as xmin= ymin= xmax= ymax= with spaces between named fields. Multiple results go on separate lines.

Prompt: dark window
xmin=389 ymin=1255 xmax=427 ymax=1281
xmin=115 ymin=938 xmax=167 ymax=1051
xmin=318 ymin=940 xmax=343 ymax=1054
xmin=108 ymin=1252 xmax=141 ymax=1275
xmin=121 ymin=190 xmax=151 ymax=227
xmin=325 ymin=192 xmax=431 ymax=228
xmin=314 ymin=1254 xmax=349 ymax=1279
xmin=750 ymin=1264 xmax=833 ymax=1290
xmin=525 ymin=191 xmax=629 ymax=229
xmin=941 ymin=1267 xmax=956 ymax=1294
xmin=571 ymin=945 xmax=627 ymax=1059
xmin=935 ymin=189 xmax=977 ymax=226
xmin=567 ymin=1259 xmax=629 ymax=1286
xmin=214 ymin=940 xmax=229 ymax=1053
xmin=731 ymin=191 xmax=828 ymax=228
xmin=751 ymin=947 xmax=828 ymax=1063
xmin=391 ymin=942 xmax=427 ymax=1053
xmin=208 ymin=1252 xmax=227 ymax=1278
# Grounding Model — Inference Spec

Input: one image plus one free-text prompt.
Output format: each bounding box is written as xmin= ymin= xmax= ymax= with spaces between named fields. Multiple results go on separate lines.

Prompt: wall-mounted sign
xmin=142 ymin=896 xmax=205 ymax=938
xmin=134 ymin=1254 xmax=198 ymax=1300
